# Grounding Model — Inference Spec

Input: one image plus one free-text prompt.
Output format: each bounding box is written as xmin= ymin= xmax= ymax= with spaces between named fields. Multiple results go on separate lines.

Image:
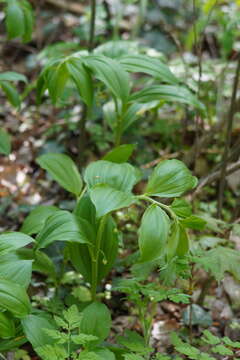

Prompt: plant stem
xmin=137 ymin=195 xmax=177 ymax=221
xmin=91 ymin=215 xmax=108 ymax=301
xmin=89 ymin=0 xmax=97 ymax=52
xmin=217 ymin=54 xmax=240 ymax=218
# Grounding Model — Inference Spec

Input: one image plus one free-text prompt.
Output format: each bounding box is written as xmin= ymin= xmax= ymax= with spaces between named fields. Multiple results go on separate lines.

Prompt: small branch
xmin=44 ymin=0 xmax=84 ymax=14
xmin=89 ymin=0 xmax=97 ymax=52
xmin=217 ymin=54 xmax=240 ymax=218
xmin=193 ymin=159 xmax=240 ymax=196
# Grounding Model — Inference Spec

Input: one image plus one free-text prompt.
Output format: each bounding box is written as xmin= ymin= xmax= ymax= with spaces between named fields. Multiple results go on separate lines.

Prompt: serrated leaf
xmin=120 ymin=54 xmax=178 ymax=84
xmin=202 ymin=330 xmax=220 ymax=345
xmin=37 ymin=153 xmax=82 ymax=196
xmin=212 ymin=344 xmax=233 ymax=356
xmin=139 ymin=204 xmax=170 ymax=262
xmin=117 ymin=330 xmax=152 ymax=354
xmin=0 ymin=278 xmax=31 ymax=317
xmin=71 ymin=333 xmax=98 ymax=345
xmin=0 ymin=128 xmax=11 ymax=155
xmin=145 ymin=159 xmax=198 ymax=197
xmin=21 ymin=205 xmax=59 ymax=235
xmin=90 ymin=184 xmax=135 ymax=217
xmin=195 ymin=246 xmax=240 ymax=281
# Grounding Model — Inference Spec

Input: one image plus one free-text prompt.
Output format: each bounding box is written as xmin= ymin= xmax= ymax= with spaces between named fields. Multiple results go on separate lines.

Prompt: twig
xmin=44 ymin=0 xmax=84 ymax=14
xmin=193 ymin=159 xmax=240 ymax=196
xmin=217 ymin=54 xmax=240 ymax=218
xmin=89 ymin=0 xmax=97 ymax=52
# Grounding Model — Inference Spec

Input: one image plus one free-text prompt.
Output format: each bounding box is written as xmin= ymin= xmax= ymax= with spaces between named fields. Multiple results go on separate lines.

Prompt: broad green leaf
xmin=0 ymin=81 xmax=20 ymax=107
xmin=21 ymin=205 xmax=59 ymax=235
xmin=46 ymin=63 xmax=69 ymax=104
xmin=0 ymin=252 xmax=32 ymax=287
xmin=66 ymin=58 xmax=93 ymax=107
xmin=103 ymin=144 xmax=135 ymax=163
xmin=81 ymin=302 xmax=111 ymax=344
xmin=0 ymin=312 xmax=15 ymax=339
xmin=69 ymin=195 xmax=119 ymax=284
xmin=0 ymin=232 xmax=34 ymax=255
xmin=84 ymin=55 xmax=130 ymax=103
xmin=0 ymin=278 xmax=31 ymax=317
xmin=0 ymin=128 xmax=11 ymax=155
xmin=5 ymin=0 xmax=25 ymax=39
xmin=35 ymin=210 xmax=91 ymax=249
xmin=171 ymin=198 xmax=192 ymax=218
xmin=0 ymin=72 xmax=27 ymax=82
xmin=21 ymin=0 xmax=34 ymax=43
xmin=84 ymin=160 xmax=139 ymax=193
xmin=176 ymin=224 xmax=189 ymax=256
xmin=139 ymin=204 xmax=170 ymax=262
xmin=130 ymin=85 xmax=205 ymax=111
xmin=90 ymin=184 xmax=135 ymax=217
xmin=181 ymin=215 xmax=206 ymax=230
xmin=37 ymin=153 xmax=82 ymax=196
xmin=19 ymin=249 xmax=56 ymax=279
xmin=145 ymin=159 xmax=198 ymax=197
xmin=94 ymin=348 xmax=116 ymax=360
xmin=22 ymin=314 xmax=56 ymax=348
xmin=120 ymin=54 xmax=178 ymax=84
xmin=167 ymin=222 xmax=180 ymax=260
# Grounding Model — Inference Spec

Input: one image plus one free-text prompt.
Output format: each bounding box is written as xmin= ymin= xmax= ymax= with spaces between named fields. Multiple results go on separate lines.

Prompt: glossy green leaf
xmin=176 ymin=224 xmax=189 ymax=256
xmin=181 ymin=215 xmax=206 ymax=230
xmin=37 ymin=153 xmax=82 ymax=196
xmin=120 ymin=54 xmax=178 ymax=84
xmin=94 ymin=348 xmax=116 ymax=360
xmin=167 ymin=222 xmax=181 ymax=260
xmin=0 ymin=232 xmax=34 ymax=256
xmin=84 ymin=55 xmax=130 ymax=103
xmin=66 ymin=58 xmax=93 ymax=107
xmin=46 ymin=63 xmax=69 ymax=104
xmin=81 ymin=302 xmax=111 ymax=344
xmin=84 ymin=160 xmax=139 ymax=192
xmin=103 ymin=144 xmax=135 ymax=163
xmin=0 ymin=72 xmax=27 ymax=83
xmin=0 ymin=252 xmax=32 ymax=287
xmin=130 ymin=85 xmax=205 ymax=111
xmin=19 ymin=248 xmax=56 ymax=279
xmin=0 ymin=278 xmax=31 ymax=317
xmin=22 ymin=314 xmax=56 ymax=348
xmin=0 ymin=312 xmax=15 ymax=339
xmin=36 ymin=210 xmax=91 ymax=249
xmin=5 ymin=0 xmax=25 ymax=39
xmin=139 ymin=204 xmax=170 ymax=262
xmin=171 ymin=198 xmax=192 ymax=218
xmin=21 ymin=205 xmax=59 ymax=235
xmin=90 ymin=184 xmax=135 ymax=217
xmin=21 ymin=0 xmax=34 ymax=43
xmin=69 ymin=195 xmax=119 ymax=284
xmin=0 ymin=128 xmax=11 ymax=155
xmin=0 ymin=81 xmax=20 ymax=107
xmin=145 ymin=159 xmax=198 ymax=197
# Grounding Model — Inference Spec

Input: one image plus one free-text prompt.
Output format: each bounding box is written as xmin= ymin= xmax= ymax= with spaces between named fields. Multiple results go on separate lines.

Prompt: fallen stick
xmin=44 ymin=0 xmax=84 ymax=14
